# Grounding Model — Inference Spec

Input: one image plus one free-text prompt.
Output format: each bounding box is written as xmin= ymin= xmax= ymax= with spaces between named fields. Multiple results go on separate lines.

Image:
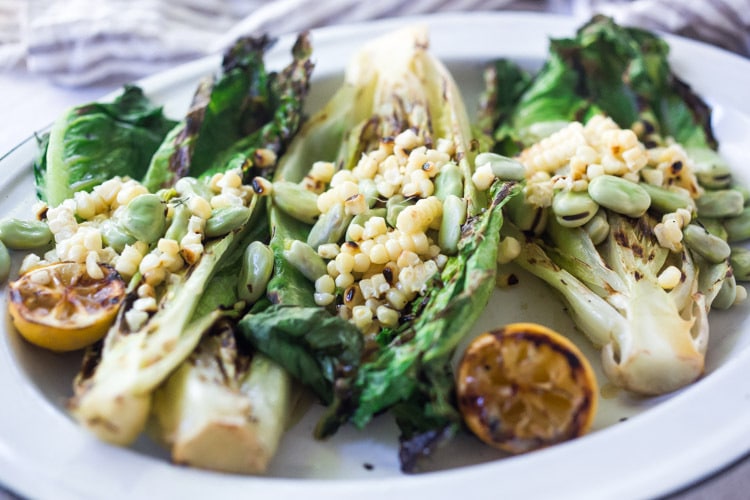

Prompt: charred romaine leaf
xmin=481 ymin=15 xmax=718 ymax=154
xmin=37 ymin=85 xmax=177 ymax=206
xmin=142 ymin=32 xmax=313 ymax=190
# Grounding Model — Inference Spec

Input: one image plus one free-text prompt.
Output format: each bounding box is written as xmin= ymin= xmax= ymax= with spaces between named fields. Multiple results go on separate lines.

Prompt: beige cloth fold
xmin=1 ymin=0 xmax=748 ymax=87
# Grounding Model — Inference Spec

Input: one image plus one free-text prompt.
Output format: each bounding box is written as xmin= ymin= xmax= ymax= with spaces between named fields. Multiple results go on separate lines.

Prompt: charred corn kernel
xmin=345 ymin=194 xmax=368 ymax=215
xmin=253 ymin=148 xmax=277 ymax=168
xmin=251 ymin=176 xmax=273 ymax=196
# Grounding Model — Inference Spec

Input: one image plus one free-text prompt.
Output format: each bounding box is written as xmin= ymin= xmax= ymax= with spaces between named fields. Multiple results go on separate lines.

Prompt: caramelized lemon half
xmin=456 ymin=322 xmax=598 ymax=454
xmin=8 ymin=262 xmax=126 ymax=352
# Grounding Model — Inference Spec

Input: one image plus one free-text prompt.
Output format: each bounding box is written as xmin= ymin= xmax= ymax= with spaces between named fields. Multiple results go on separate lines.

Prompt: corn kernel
xmin=314 ymin=292 xmax=335 ymax=306
xmin=376 ymin=305 xmax=400 ymax=327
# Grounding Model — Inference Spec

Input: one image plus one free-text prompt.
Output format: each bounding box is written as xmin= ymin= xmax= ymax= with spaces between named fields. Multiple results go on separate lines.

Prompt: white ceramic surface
xmin=2 ymin=12 xmax=750 ymax=500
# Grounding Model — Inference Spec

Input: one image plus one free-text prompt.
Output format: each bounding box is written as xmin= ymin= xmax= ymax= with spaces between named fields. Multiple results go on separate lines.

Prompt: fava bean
xmin=0 ymin=241 xmax=10 ymax=283
xmin=205 ymin=206 xmax=251 ymax=238
xmin=439 ymin=195 xmax=467 ymax=255
xmin=100 ymin=219 xmax=136 ymax=253
xmin=712 ymin=273 xmax=737 ymax=310
xmin=696 ymin=217 xmax=729 ymax=241
xmin=0 ymin=218 xmax=52 ymax=250
xmin=504 ymin=193 xmax=547 ymax=235
xmin=583 ymin=209 xmax=610 ymax=246
xmin=588 ymin=175 xmax=651 ymax=218
xmin=357 ymin=179 xmax=379 ymax=208
xmin=552 ymin=190 xmax=599 ymax=228
xmin=272 ymin=181 xmax=320 ymax=225
xmin=475 ymin=152 xmax=526 ymax=181
xmin=307 ymin=203 xmax=352 ymax=250
xmin=164 ymin=203 xmax=191 ymax=242
xmin=730 ymin=247 xmax=750 ymax=282
xmin=237 ymin=241 xmax=274 ymax=303
xmin=283 ymin=240 xmax=327 ymax=282
xmin=121 ymin=194 xmax=167 ymax=244
xmin=724 ymin=207 xmax=750 ymax=242
xmin=639 ymin=183 xmax=694 ymax=214
xmin=683 ymin=224 xmax=731 ymax=264
xmin=434 ymin=162 xmax=463 ymax=201
xmin=687 ymin=146 xmax=733 ymax=189
xmin=695 ymin=189 xmax=744 ymax=218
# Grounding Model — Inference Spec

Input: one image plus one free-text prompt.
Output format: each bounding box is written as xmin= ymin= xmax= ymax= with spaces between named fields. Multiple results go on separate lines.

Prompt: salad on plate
xmin=1 ymin=14 xmax=748 ymax=478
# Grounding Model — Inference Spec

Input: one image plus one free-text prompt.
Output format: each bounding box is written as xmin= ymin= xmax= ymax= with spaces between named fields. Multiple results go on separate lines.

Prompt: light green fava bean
xmin=357 ymin=179 xmax=379 ymax=208
xmin=730 ymin=246 xmax=750 ymax=282
xmin=638 ymin=183 xmax=694 ymax=214
xmin=121 ymin=194 xmax=167 ymax=244
xmin=0 ymin=241 xmax=10 ymax=283
xmin=0 ymin=218 xmax=53 ymax=250
xmin=504 ymin=193 xmax=547 ymax=235
xmin=686 ymin=146 xmax=733 ymax=189
xmin=237 ymin=241 xmax=274 ymax=303
xmin=683 ymin=224 xmax=731 ymax=264
xmin=205 ymin=206 xmax=252 ymax=238
xmin=583 ymin=209 xmax=610 ymax=246
xmin=712 ymin=273 xmax=737 ymax=310
xmin=433 ymin=162 xmax=463 ymax=201
xmin=552 ymin=190 xmax=599 ymax=228
xmin=475 ymin=152 xmax=526 ymax=181
xmin=175 ymin=176 xmax=214 ymax=200
xmin=100 ymin=219 xmax=136 ymax=253
xmin=439 ymin=194 xmax=467 ymax=255
xmin=587 ymin=175 xmax=651 ymax=218
xmin=696 ymin=217 xmax=729 ymax=241
xmin=283 ymin=239 xmax=327 ymax=282
xmin=164 ymin=203 xmax=191 ymax=242
xmin=696 ymin=189 xmax=745 ymax=218
xmin=724 ymin=207 xmax=750 ymax=243
xmin=307 ymin=202 xmax=352 ymax=250
xmin=272 ymin=181 xmax=321 ymax=225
